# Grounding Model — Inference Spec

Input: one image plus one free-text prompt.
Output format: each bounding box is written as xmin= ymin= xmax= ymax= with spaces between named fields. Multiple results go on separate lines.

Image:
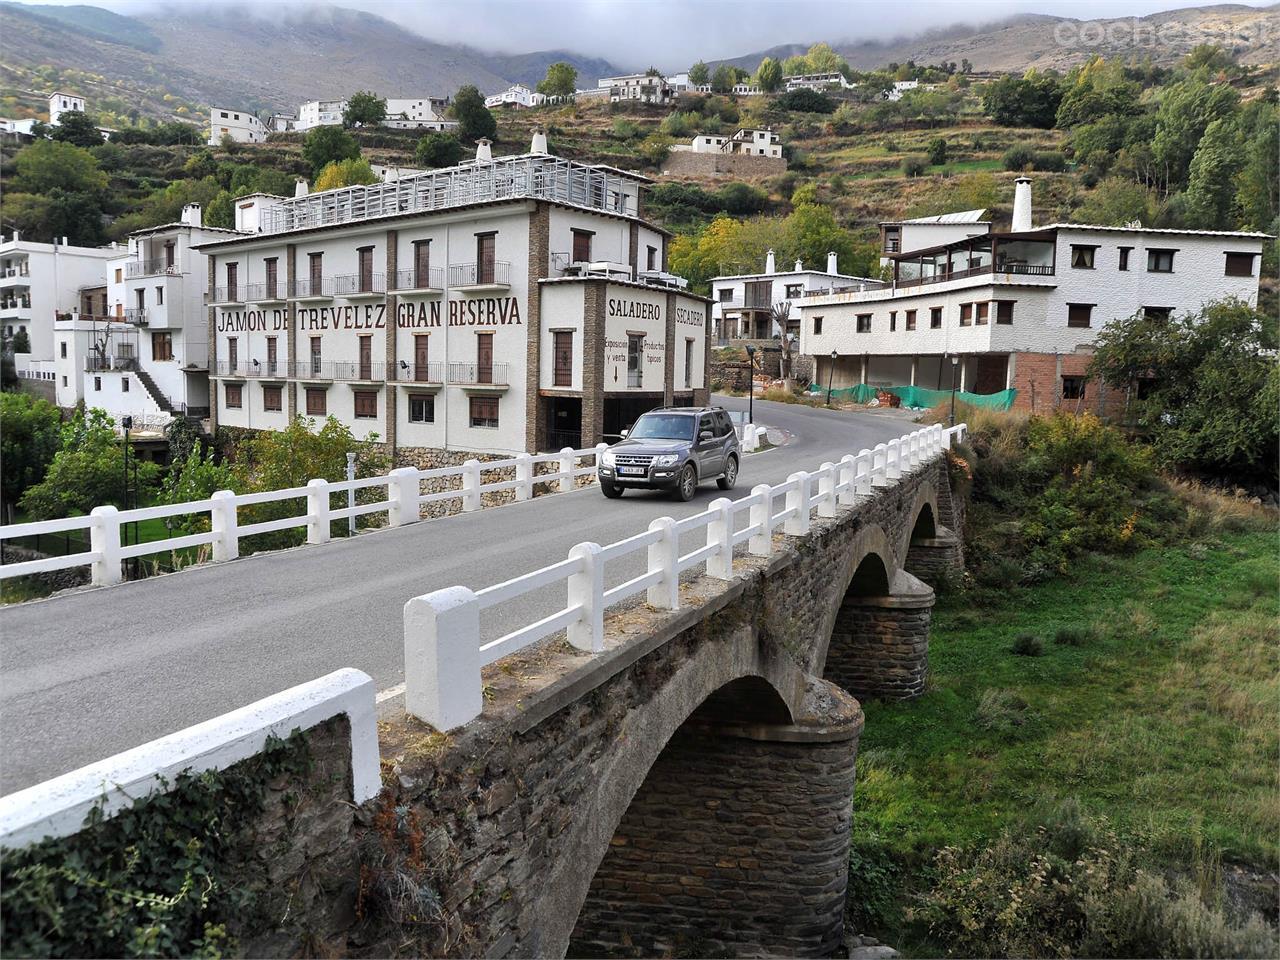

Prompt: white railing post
xmin=558 ymin=447 xmax=575 ymax=493
xmin=871 ymin=443 xmax=890 ymax=487
xmin=784 ymin=471 xmax=810 ymax=535
xmin=741 ymin=422 xmax=758 ymax=453
xmin=706 ymin=497 xmax=734 ymax=580
xmin=89 ymin=505 xmax=122 ymax=586
xmin=462 ymin=459 xmax=482 ymax=512
xmin=515 ymin=453 xmax=533 ymax=502
xmin=855 ymin=451 xmax=873 ymax=496
xmin=387 ymin=467 xmax=420 ymax=526
xmin=818 ymin=462 xmax=837 ymax=518
xmin=210 ymin=490 xmax=239 ymax=562
xmin=403 ymin=586 xmax=482 ymax=730
xmin=646 ymin=516 xmax=679 ymax=610
xmin=306 ymin=479 xmax=330 ymax=544
xmin=905 ymin=432 xmax=918 ymax=469
xmin=749 ymin=484 xmax=774 ymax=556
xmin=886 ymin=439 xmax=902 ymax=480
xmin=567 ymin=541 xmax=603 ymax=652
xmin=838 ymin=454 xmax=857 ymax=505
xmin=594 ymin=442 xmax=608 ymax=475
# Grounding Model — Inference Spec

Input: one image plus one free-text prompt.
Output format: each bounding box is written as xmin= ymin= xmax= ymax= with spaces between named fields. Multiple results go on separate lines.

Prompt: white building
xmin=485 ymin=84 xmax=546 ymax=110
xmin=47 ymin=91 xmax=85 ymax=127
xmin=297 ymin=99 xmax=347 ymax=131
xmin=798 ymin=177 xmax=1269 ymax=411
xmin=879 ymin=209 xmax=990 ymax=268
xmin=0 ymin=235 xmax=118 ymax=379
xmin=603 ymin=74 xmax=675 ymax=105
xmin=268 ymin=114 xmax=298 ymax=133
xmin=208 ymin=107 xmax=270 ymax=146
xmin=53 ymin=205 xmax=239 ymax=425
xmin=0 ymin=117 xmax=39 ymax=137
xmin=710 ymin=250 xmax=884 ymax=341
xmin=883 ymin=80 xmax=922 ymax=101
xmin=381 ymin=97 xmax=456 ymax=131
xmin=671 ymin=128 xmax=782 ymax=158
xmin=784 ymin=73 xmax=854 ymax=93
xmin=196 ymin=137 xmax=711 ymax=456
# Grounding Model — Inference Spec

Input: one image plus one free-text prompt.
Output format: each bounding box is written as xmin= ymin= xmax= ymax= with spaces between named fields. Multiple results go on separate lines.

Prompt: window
xmin=718 ymin=288 xmax=733 ymax=302
xmin=1143 ymin=306 xmax=1172 ymax=322
xmin=225 ymin=383 xmax=243 ymax=408
xmin=94 ymin=376 xmax=101 ymax=391
xmin=1067 ymin=303 xmax=1094 ymax=328
xmin=905 ymin=309 xmax=917 ymax=331
xmin=60 ymin=342 xmax=67 ymax=358
xmin=1224 ymin=252 xmax=1257 ymax=277
xmin=149 ymin=331 xmax=172 ymax=362
xmin=305 ymin=387 xmax=327 ymax=416
xmin=62 ymin=376 xmax=67 ymax=387
xmin=889 ymin=311 xmax=897 ymax=332
xmin=114 ymin=268 xmax=122 ymax=283
xmin=812 ymin=316 xmax=823 ymax=335
xmin=995 ymin=300 xmax=1015 ymax=324
xmin=122 ymin=377 xmax=129 ymax=393
xmin=310 ymin=336 xmax=322 ymax=376
xmin=784 ymin=283 xmax=803 ymax=299
xmin=553 ymin=331 xmax=573 ymax=387
xmin=227 ymin=337 xmax=238 ymax=372
xmin=647 ymin=245 xmax=657 ymax=271
xmin=1061 ymin=376 xmax=1086 ymax=400
xmin=135 ymin=288 xmax=145 ymax=310
xmin=226 ymin=261 xmax=238 ymax=299
xmin=930 ymin=307 xmax=943 ymax=329
xmin=856 ymin=314 xmax=872 ymax=333
xmin=476 ymin=232 xmax=497 ymax=284
xmin=409 ymin=394 xmax=435 ymax=422
xmin=309 ymin=252 xmax=323 ymax=288
xmin=1118 ymin=247 xmax=1131 ymax=271
xmin=1147 ymin=248 xmax=1175 ymax=272
xmin=1070 ymin=245 xmax=1097 ymax=269
xmin=684 ymin=338 xmax=695 ymax=388
xmin=413 ymin=240 xmax=431 ymax=288
xmin=627 ymin=333 xmax=644 ymax=387
xmin=975 ymin=301 xmax=989 ymax=325
xmin=354 ymin=390 xmax=378 ymax=419
xmin=265 ymin=257 xmax=278 ymax=298
xmin=155 ymin=286 xmax=163 ymax=306
xmin=571 ymin=229 xmax=593 ymax=263
xmin=263 ymin=385 xmax=283 ymax=411
xmin=470 ymin=396 xmax=499 ymax=428
xmin=959 ymin=303 xmax=972 ymax=326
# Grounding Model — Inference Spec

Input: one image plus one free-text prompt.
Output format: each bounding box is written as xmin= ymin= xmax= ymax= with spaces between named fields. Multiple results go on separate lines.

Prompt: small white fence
xmin=404 ymin=423 xmax=966 ymax=730
xmin=0 ymin=445 xmax=611 ymax=587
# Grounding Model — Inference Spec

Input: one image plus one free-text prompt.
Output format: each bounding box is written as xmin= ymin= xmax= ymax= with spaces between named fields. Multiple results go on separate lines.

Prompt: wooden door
xmin=477 ymin=234 xmax=495 ymax=284
xmin=358 ymin=248 xmax=374 ymax=292
xmin=476 ymin=332 xmax=493 ymax=383
xmin=414 ymin=335 xmax=429 ymax=381
xmin=359 ymin=335 xmax=372 ymax=380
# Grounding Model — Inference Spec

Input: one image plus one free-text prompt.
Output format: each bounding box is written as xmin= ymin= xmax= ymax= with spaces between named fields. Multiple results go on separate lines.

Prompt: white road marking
xmin=375 ymin=683 xmax=406 ymax=703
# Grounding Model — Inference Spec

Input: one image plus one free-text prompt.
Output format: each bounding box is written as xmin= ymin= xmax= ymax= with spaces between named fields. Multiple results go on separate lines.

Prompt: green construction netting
xmin=807 ymin=383 xmax=1017 ymax=411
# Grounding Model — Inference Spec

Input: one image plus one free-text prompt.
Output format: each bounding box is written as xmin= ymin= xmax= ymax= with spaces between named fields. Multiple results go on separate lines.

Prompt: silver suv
xmin=598 ymin=407 xmax=740 ymax=501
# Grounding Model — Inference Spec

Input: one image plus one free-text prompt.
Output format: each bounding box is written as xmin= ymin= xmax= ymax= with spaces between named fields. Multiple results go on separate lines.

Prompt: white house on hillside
xmin=485 ymin=85 xmax=546 ymax=109
xmin=784 ymin=73 xmax=853 ymax=92
xmin=297 ymin=99 xmax=347 ymax=131
xmin=879 ymin=210 xmax=991 ymax=268
xmin=208 ymin=107 xmax=270 ymax=145
xmin=671 ymin=128 xmax=782 ymax=158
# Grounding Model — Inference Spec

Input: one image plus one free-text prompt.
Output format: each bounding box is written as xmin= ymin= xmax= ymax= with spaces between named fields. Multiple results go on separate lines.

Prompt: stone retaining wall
xmin=0 ymin=544 xmax=90 ymax=594
xmin=661 ymin=152 xmax=787 ymax=179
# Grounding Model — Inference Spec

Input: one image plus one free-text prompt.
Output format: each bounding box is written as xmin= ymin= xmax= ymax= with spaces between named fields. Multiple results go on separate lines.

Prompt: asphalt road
xmin=0 ymin=397 xmax=913 ymax=793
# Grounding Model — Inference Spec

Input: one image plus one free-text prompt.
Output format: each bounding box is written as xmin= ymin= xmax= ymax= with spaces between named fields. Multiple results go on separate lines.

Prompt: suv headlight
xmin=653 ymin=454 xmax=679 ymax=467
xmin=601 ymin=450 xmax=616 ymax=467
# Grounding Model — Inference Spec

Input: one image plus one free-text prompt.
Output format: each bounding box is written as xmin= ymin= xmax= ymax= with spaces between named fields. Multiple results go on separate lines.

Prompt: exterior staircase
xmin=133 ymin=368 xmax=175 ymax=414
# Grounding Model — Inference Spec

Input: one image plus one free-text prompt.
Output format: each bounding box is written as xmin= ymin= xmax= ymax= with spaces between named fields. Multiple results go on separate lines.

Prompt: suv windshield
xmin=628 ymin=413 xmax=695 ymax=442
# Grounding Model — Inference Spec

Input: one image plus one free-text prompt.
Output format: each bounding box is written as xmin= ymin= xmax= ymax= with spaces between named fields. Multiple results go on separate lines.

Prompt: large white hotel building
xmin=196 ymin=137 xmax=710 ymax=456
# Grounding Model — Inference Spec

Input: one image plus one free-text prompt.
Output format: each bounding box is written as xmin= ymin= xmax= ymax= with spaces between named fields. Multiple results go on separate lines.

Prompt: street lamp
xmin=121 ymin=415 xmax=133 ymax=575
xmin=827 ymin=350 xmax=838 ymax=406
xmin=949 ymin=355 xmax=960 ymax=426
xmin=745 ymin=343 xmax=756 ymax=424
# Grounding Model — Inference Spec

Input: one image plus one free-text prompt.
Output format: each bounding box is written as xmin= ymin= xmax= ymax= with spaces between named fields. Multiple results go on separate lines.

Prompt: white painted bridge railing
xmin=404 ymin=423 xmax=967 ymax=730
xmin=0 ymin=445 xmax=612 ymax=586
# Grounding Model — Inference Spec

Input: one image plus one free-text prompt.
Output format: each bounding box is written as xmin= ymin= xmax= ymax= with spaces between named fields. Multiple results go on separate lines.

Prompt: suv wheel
xmin=674 ymin=464 xmax=698 ymax=502
xmin=717 ymin=454 xmax=738 ymax=490
xmin=600 ymin=480 xmax=624 ymax=499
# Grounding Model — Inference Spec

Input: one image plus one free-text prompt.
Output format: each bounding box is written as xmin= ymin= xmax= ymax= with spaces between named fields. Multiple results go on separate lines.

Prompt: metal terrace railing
xmin=126 ymin=259 xmax=180 ymax=279
xmin=259 ymin=155 xmax=638 ymax=234
xmin=403 ymin=423 xmax=967 ymax=729
xmin=390 ymin=267 xmax=445 ymax=291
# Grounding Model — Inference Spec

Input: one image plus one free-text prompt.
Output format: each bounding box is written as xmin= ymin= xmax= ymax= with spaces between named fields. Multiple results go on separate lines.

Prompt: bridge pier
xmin=826 ymin=568 xmax=934 ymax=701
xmin=905 ymin=526 xmax=964 ymax=590
xmin=567 ymin=678 xmax=862 ymax=959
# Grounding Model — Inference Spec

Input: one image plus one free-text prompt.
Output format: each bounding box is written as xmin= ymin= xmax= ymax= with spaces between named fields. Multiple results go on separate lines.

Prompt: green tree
xmin=803 ymin=42 xmax=846 ymax=74
xmin=1183 ymin=116 xmax=1243 ymax=229
xmin=302 ymin=124 xmax=360 ymax=174
xmin=755 ymin=57 xmax=783 ymax=93
xmin=926 ymin=136 xmax=948 ymax=165
xmin=981 ymin=72 xmax=1062 ymax=128
xmin=0 ymin=392 xmax=61 ymax=517
xmin=688 ymin=61 xmax=710 ymax=87
xmin=183 ymin=149 xmax=218 ymax=179
xmin=1089 ymin=299 xmax=1278 ymax=482
xmin=1182 ymin=43 xmax=1241 ymax=76
xmin=50 ymin=109 xmax=103 ymax=147
xmin=313 ymin=157 xmax=378 ymax=191
xmin=452 ymin=85 xmax=497 ymax=142
xmin=775 ymin=88 xmax=836 ymax=114
xmin=342 ymin=90 xmax=387 ymax=128
xmin=415 ymin=132 xmax=465 ymax=168
xmin=1054 ymin=56 xmax=1141 ymax=129
xmin=710 ymin=63 xmax=737 ymax=94
xmin=1233 ymin=100 xmax=1279 ymax=230
xmin=537 ymin=61 xmax=578 ymax=98
xmin=204 ymin=190 xmax=235 ymax=229
xmin=13 ymin=140 xmax=108 ymax=195
xmin=1150 ymin=76 xmax=1238 ymax=191
xmin=1073 ymin=177 xmax=1159 ymax=225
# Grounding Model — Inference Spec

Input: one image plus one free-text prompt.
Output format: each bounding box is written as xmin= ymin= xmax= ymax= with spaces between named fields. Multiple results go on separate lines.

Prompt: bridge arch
xmin=901 ymin=479 xmax=964 ymax=590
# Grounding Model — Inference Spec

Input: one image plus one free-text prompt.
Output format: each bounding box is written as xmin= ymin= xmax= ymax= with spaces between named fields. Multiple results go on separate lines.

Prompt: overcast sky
xmin=21 ymin=0 xmax=1278 ymax=67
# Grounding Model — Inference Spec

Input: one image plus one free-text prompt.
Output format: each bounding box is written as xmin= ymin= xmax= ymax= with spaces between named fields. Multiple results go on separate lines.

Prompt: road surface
xmin=0 ymin=397 xmax=913 ymax=792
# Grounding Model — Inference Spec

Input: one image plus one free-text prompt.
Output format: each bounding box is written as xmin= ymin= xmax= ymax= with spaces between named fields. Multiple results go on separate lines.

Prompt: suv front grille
xmin=614 ymin=454 xmax=654 ymax=466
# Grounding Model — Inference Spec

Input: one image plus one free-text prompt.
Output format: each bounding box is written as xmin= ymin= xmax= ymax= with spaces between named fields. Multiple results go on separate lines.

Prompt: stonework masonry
xmin=384 ymin=229 xmax=399 ymax=450
xmin=525 ymin=203 xmax=551 ymax=450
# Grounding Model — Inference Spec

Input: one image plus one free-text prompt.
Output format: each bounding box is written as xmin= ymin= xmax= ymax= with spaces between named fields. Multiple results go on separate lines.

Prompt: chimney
xmin=765 ymin=249 xmax=776 ymax=274
xmin=181 ymin=204 xmax=202 ymax=228
xmin=827 ymin=251 xmax=838 ymax=274
xmin=294 ymin=179 xmax=309 ymax=198
xmin=1012 ymin=177 xmax=1033 ymax=232
xmin=12 ymin=230 xmax=19 ymax=242
xmin=794 ymin=259 xmax=803 ymax=272
xmin=475 ymin=138 xmax=493 ymax=162
xmin=530 ymin=128 xmax=548 ymax=154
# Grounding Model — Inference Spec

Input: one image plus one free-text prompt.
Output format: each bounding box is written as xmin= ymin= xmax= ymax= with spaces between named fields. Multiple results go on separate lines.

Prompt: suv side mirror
xmin=620 ymin=429 xmax=628 ymax=438
xmin=699 ymin=429 xmax=714 ymax=441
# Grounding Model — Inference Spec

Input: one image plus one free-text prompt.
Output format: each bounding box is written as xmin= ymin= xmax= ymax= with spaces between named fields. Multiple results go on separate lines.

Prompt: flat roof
xmin=708 ymin=269 xmax=882 ymax=283
xmin=129 ymin=222 xmax=245 ymax=239
xmin=889 ymin=228 xmax=1058 ymax=260
xmin=540 ymin=275 xmax=711 ymax=303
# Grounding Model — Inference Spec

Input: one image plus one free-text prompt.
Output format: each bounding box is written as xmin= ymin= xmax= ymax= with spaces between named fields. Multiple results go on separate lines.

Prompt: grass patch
xmin=853 ymin=531 xmax=1279 ymax=946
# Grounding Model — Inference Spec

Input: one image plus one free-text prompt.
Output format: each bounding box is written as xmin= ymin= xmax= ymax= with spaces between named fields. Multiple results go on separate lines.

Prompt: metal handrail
xmin=449 ymin=261 xmax=511 ymax=287
xmin=332 ymin=273 xmax=387 ymax=296
xmin=447 ymin=362 xmax=509 ymax=385
xmin=126 ymin=259 xmax=180 ymax=279
xmin=395 ymin=361 xmax=444 ymax=382
xmin=390 ymin=267 xmax=445 ymax=291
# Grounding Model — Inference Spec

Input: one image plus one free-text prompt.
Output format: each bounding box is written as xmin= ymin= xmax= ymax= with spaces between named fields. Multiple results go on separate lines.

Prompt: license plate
xmin=618 ymin=466 xmax=646 ymax=476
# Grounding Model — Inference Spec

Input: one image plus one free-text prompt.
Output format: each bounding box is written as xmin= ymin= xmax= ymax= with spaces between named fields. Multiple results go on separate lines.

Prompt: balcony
xmin=292 ymin=360 xmax=388 ymax=382
xmin=447 ymin=362 xmax=509 ymax=392
xmin=1 ymin=264 xmax=30 ymax=278
xmin=127 ymin=258 xmax=181 ymax=279
xmin=210 ymin=285 xmax=245 ymax=305
xmin=86 ymin=355 xmax=139 ymax=373
xmin=893 ymin=262 xmax=1054 ymax=290
xmin=449 ymin=261 xmax=511 ymax=291
xmin=214 ymin=360 xmax=286 ymax=378
xmin=333 ymin=273 xmax=387 ymax=300
xmin=390 ymin=267 xmax=444 ymax=295
xmin=124 ymin=307 xmax=148 ymax=326
xmin=289 ymin=278 xmax=335 ymax=301
xmin=0 ymin=297 xmax=31 ymax=312
xmin=394 ymin=360 xmax=444 ymax=386
xmin=246 ymin=282 xmax=286 ymax=304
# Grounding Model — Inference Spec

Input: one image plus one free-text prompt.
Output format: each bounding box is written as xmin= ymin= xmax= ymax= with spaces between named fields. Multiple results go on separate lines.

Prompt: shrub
xmin=975 ymin=688 xmax=1030 ymax=732
xmin=775 ymin=88 xmax=836 ymax=114
xmin=1053 ymin=624 xmax=1097 ymax=646
xmin=1032 ymin=149 xmax=1067 ymax=172
xmin=1002 ymin=144 xmax=1035 ymax=171
xmin=1011 ymin=632 xmax=1044 ymax=656
xmin=902 ymin=155 xmax=927 ymax=177
xmin=926 ymin=136 xmax=948 ymax=165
